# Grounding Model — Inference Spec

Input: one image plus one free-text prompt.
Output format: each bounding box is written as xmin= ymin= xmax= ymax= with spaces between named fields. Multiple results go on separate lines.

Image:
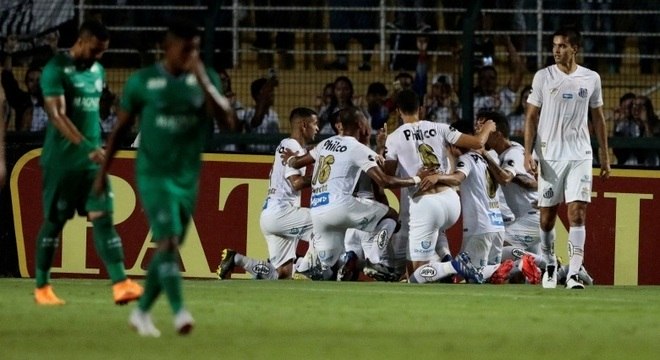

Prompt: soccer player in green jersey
xmin=36 ymin=20 xmax=143 ymax=306
xmin=94 ymin=21 xmax=235 ymax=337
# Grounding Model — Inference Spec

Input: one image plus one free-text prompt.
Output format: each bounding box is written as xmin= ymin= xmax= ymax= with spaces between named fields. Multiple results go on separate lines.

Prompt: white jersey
xmin=527 ymin=64 xmax=603 ymax=161
xmin=498 ymin=142 xmax=538 ymax=218
xmin=385 ymin=120 xmax=462 ymax=185
xmin=308 ymin=135 xmax=379 ymax=210
xmin=263 ymin=138 xmax=305 ymax=209
xmin=455 ymin=151 xmax=505 ymax=237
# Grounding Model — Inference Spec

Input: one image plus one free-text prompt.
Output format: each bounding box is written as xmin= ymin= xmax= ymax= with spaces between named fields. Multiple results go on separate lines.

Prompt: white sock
xmin=568 ymin=226 xmax=586 ymax=278
xmin=364 ymin=218 xmax=397 ymax=263
xmin=235 ymin=254 xmax=278 ymax=280
xmin=480 ymin=264 xmax=500 ymax=280
xmin=410 ymin=261 xmax=456 ymax=283
xmin=540 ymin=228 xmax=556 ymax=266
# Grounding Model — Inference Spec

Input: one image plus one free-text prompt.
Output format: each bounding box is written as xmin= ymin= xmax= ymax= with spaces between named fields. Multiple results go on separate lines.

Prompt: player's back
xmin=309 ymin=135 xmax=378 ymax=210
xmin=385 ymin=120 xmax=460 ymax=177
xmin=40 ymin=53 xmax=105 ymax=170
xmin=498 ymin=142 xmax=538 ymax=218
xmin=265 ymin=138 xmax=305 ymax=207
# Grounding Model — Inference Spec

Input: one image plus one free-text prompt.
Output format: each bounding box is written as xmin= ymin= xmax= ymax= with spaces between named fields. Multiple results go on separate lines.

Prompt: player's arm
xmin=92 ymin=109 xmax=137 ymax=195
xmin=453 ymin=120 xmax=496 ymax=150
xmin=287 ymin=174 xmax=311 ymax=191
xmin=512 ymin=174 xmax=537 ymax=190
xmin=523 ymin=103 xmax=540 ymax=175
xmin=418 ymin=171 xmax=465 ymax=191
xmin=250 ymin=78 xmax=276 ymax=129
xmin=43 ymin=95 xmax=104 ymax=163
xmin=365 ymin=165 xmax=419 ymax=189
xmin=282 ymin=148 xmax=315 ymax=169
xmin=591 ymin=105 xmax=611 ymax=179
xmin=480 ymin=149 xmax=513 ymax=185
xmin=192 ymin=59 xmax=236 ymax=132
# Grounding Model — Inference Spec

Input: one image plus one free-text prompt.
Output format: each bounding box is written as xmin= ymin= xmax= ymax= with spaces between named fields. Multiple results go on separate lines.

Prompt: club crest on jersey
xmin=578 ymin=88 xmax=588 ymax=98
xmin=543 ymin=187 xmax=554 ymax=199
xmin=421 ymin=240 xmax=432 ymax=250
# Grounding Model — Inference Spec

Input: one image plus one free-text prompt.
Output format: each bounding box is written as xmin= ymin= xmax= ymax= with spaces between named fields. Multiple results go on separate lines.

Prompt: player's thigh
xmin=565 ymin=160 xmax=593 ymax=203
xmin=140 ymin=187 xmax=189 ymax=241
xmin=260 ymin=206 xmax=314 ymax=241
xmin=263 ymin=233 xmax=298 ymax=269
xmin=408 ymin=192 xmax=460 ymax=262
xmin=461 ymin=233 xmax=492 ymax=267
xmin=505 ymin=214 xmax=541 ymax=250
xmin=538 ymin=160 xmax=568 ymax=207
xmin=348 ymin=197 xmax=389 ymax=233
xmin=41 ymin=167 xmax=89 ymax=222
xmin=85 ymin=171 xmax=114 ymax=214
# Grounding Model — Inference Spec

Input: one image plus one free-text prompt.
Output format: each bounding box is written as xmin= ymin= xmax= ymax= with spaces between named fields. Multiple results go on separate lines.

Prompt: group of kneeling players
xmin=217 ymin=89 xmax=593 ymax=287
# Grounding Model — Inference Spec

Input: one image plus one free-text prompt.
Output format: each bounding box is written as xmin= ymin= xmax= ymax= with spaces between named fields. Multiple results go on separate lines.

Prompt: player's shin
xmin=158 ymin=249 xmax=184 ymax=314
xmin=235 ymin=254 xmax=278 ymax=280
xmin=35 ymin=220 xmax=65 ymax=287
xmin=92 ymin=215 xmax=127 ymax=283
xmin=567 ymin=226 xmax=586 ymax=277
xmin=540 ymin=228 xmax=557 ymax=266
xmin=364 ymin=218 xmax=397 ymax=263
xmin=409 ymin=261 xmax=455 ymax=283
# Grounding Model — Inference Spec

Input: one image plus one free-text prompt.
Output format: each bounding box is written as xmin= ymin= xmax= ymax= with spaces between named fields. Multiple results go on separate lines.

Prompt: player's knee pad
xmin=92 ymin=215 xmax=124 ymax=263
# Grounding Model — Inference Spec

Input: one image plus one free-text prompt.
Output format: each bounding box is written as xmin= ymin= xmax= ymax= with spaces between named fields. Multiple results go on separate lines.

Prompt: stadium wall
xmin=4 ymin=148 xmax=660 ymax=285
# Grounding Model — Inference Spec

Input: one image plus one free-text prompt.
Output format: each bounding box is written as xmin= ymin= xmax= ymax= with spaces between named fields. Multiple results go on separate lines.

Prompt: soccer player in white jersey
xmin=217 ymin=108 xmax=320 ymax=280
xmin=383 ymin=90 xmax=496 ymax=284
xmin=524 ymin=27 xmax=610 ymax=289
xmin=478 ymin=111 xmax=543 ymax=284
xmin=285 ymin=106 xmax=425 ymax=278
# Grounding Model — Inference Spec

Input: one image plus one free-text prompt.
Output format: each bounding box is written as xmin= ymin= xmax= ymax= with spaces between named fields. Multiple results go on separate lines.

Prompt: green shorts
xmin=138 ymin=177 xmax=197 ymax=242
xmin=41 ymin=167 xmax=113 ymax=223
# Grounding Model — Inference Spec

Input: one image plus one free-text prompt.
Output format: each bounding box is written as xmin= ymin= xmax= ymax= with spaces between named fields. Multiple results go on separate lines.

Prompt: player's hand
xmin=92 ymin=172 xmax=107 ymax=196
xmin=524 ymin=152 xmax=537 ymax=176
xmin=376 ymin=124 xmax=387 ymax=149
xmin=599 ymin=148 xmax=610 ymax=179
xmin=88 ymin=147 xmax=106 ymax=164
xmin=418 ymin=174 xmax=440 ymax=192
xmin=479 ymin=119 xmax=496 ymax=134
xmin=280 ymin=147 xmax=295 ymax=166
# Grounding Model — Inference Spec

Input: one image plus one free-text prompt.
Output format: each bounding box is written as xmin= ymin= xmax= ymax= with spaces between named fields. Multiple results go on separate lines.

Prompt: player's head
xmin=395 ymin=89 xmax=420 ymax=116
xmin=477 ymin=110 xmax=509 ymax=149
xmin=75 ymin=20 xmax=109 ymax=66
xmin=338 ymin=106 xmax=368 ymax=137
xmin=290 ymin=107 xmax=319 ymax=141
xmin=552 ymin=27 xmax=581 ymax=64
xmin=163 ymin=20 xmax=201 ymax=72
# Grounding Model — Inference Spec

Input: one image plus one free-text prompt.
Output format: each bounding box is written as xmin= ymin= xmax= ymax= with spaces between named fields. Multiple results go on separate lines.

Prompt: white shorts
xmin=408 ymin=189 xmax=461 ymax=262
xmin=260 ymin=203 xmax=313 ymax=268
xmin=538 ymin=160 xmax=592 ymax=207
xmin=504 ymin=211 xmax=541 ymax=253
xmin=311 ymin=197 xmax=389 ymax=267
xmin=460 ymin=231 xmax=504 ymax=267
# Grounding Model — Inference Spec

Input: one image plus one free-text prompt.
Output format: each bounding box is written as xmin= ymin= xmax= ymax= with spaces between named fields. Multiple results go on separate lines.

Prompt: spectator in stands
xmin=580 ymin=0 xmax=617 ymax=74
xmin=314 ymin=82 xmax=335 ymax=114
xmin=612 ymin=93 xmax=645 ymax=165
xmin=318 ymin=76 xmax=357 ymax=134
xmin=506 ymin=85 xmax=531 ymax=137
xmin=240 ymin=76 xmax=280 ymax=153
xmin=389 ymin=0 xmax=432 ymax=32
xmin=424 ymin=74 xmax=460 ymax=124
xmin=360 ymin=81 xmax=389 ymax=133
xmin=99 ymin=86 xmax=118 ymax=134
xmin=473 ymin=36 xmax=524 ymax=117
xmin=635 ymin=95 xmax=660 ymax=166
xmin=1 ymin=35 xmax=48 ymax=132
xmin=252 ymin=0 xmax=302 ymax=70
xmin=325 ymin=0 xmax=378 ymax=71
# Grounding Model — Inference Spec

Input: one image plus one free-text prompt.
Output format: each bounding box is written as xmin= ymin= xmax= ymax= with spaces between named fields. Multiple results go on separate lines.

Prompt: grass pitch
xmin=1 ymin=278 xmax=659 ymax=360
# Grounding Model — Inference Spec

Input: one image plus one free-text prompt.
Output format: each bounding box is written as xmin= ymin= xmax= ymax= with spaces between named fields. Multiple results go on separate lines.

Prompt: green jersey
xmin=40 ymin=53 xmax=105 ymax=170
xmin=120 ymin=63 xmax=221 ymax=189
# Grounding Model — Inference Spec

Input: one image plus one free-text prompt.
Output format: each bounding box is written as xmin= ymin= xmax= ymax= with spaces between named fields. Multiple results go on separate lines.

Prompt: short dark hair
xmin=24 ymin=66 xmax=41 ymax=83
xmin=338 ymin=106 xmax=363 ymax=131
xmin=250 ymin=78 xmax=268 ymax=100
xmin=395 ymin=72 xmax=413 ymax=82
xmin=477 ymin=110 xmax=509 ymax=138
xmin=290 ymin=107 xmax=317 ymax=123
xmin=553 ymin=27 xmax=581 ymax=48
xmin=395 ymin=89 xmax=420 ymax=115
xmin=450 ymin=120 xmax=474 ymax=135
xmin=79 ymin=19 xmax=109 ymax=41
xmin=367 ymin=82 xmax=387 ymax=97
xmin=167 ymin=20 xmax=200 ymax=40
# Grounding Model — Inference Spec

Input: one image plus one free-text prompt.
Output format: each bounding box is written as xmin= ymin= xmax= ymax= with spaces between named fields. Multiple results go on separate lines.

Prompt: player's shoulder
xmin=576 ymin=65 xmax=601 ymax=80
xmin=42 ymin=53 xmax=70 ymax=71
xmin=279 ymin=137 xmax=302 ymax=150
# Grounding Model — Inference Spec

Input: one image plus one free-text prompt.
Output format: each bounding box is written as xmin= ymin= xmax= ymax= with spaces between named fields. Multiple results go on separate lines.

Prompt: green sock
xmin=138 ymin=251 xmax=163 ymax=312
xmin=159 ymin=250 xmax=184 ymax=314
xmin=92 ymin=216 xmax=127 ymax=283
xmin=35 ymin=221 xmax=63 ymax=288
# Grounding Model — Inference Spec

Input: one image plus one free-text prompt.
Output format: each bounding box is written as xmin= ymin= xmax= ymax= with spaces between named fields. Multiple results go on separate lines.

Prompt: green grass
xmin=1 ymin=278 xmax=659 ymax=360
